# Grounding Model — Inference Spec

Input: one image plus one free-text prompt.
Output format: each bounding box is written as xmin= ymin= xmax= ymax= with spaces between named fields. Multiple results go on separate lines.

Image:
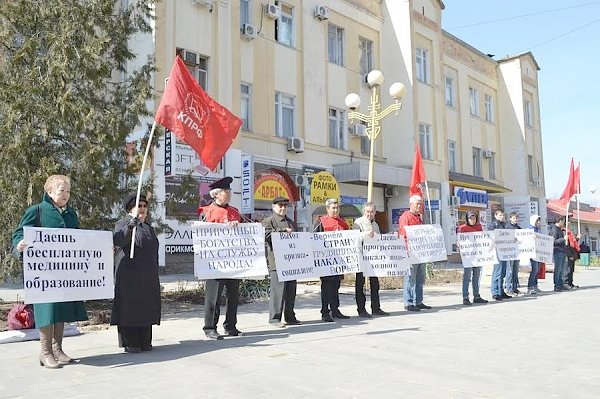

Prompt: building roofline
xmin=442 ymin=30 xmax=498 ymax=65
xmin=498 ymin=52 xmax=541 ymax=70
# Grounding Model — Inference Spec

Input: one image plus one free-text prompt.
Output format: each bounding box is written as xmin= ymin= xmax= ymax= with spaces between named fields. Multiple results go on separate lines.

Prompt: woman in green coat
xmin=12 ymin=174 xmax=88 ymax=369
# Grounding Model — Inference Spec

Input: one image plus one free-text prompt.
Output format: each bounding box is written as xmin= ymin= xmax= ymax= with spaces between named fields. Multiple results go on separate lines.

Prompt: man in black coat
xmin=263 ymin=196 xmax=301 ymax=326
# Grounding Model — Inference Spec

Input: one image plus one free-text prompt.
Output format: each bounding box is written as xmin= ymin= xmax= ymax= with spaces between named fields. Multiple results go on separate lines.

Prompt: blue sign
xmin=341 ymin=195 xmax=367 ymax=205
xmin=454 ymin=187 xmax=488 ymax=208
xmin=424 ymin=200 xmax=440 ymax=211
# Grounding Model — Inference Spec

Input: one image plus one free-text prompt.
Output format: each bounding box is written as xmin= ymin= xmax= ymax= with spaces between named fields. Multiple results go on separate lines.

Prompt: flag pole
xmin=577 ymin=163 xmax=581 ymax=235
xmin=130 ymin=120 xmax=158 ymax=259
xmin=423 ymin=180 xmax=433 ymax=223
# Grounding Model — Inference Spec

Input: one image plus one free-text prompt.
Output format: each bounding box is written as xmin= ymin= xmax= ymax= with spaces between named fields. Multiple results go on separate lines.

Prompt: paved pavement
xmin=1 ymin=270 xmax=600 ymax=399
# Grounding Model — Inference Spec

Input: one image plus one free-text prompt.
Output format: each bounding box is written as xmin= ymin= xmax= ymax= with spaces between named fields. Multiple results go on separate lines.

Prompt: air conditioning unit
xmin=384 ymin=187 xmax=396 ymax=198
xmin=314 ymin=5 xmax=330 ymax=20
xmin=350 ymin=124 xmax=367 ymax=137
xmin=241 ymin=24 xmax=256 ymax=40
xmin=287 ymin=137 xmax=304 ymax=153
xmin=449 ymin=195 xmax=460 ymax=207
xmin=293 ymin=175 xmax=309 ymax=188
xmin=181 ymin=50 xmax=198 ymax=65
xmin=191 ymin=0 xmax=213 ymax=9
xmin=265 ymin=3 xmax=281 ymax=19
xmin=483 ymin=149 xmax=493 ymax=158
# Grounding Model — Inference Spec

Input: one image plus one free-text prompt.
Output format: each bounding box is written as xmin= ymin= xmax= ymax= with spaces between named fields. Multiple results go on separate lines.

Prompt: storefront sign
xmin=503 ymin=196 xmax=531 ymax=224
xmin=310 ymin=171 xmax=340 ymax=204
xmin=454 ymin=187 xmax=488 ymax=208
xmin=340 ymin=195 xmax=367 ymax=206
xmin=254 ymin=174 xmax=294 ymax=202
xmin=241 ymin=154 xmax=254 ymax=214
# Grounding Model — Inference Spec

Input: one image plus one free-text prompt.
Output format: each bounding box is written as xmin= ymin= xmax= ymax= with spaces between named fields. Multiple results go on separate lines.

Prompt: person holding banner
xmin=198 ymin=177 xmax=243 ymax=339
xmin=548 ymin=217 xmax=568 ymax=292
xmin=263 ymin=196 xmax=301 ymax=326
xmin=565 ymin=230 xmax=581 ymax=289
xmin=398 ymin=195 xmax=432 ymax=312
xmin=111 ymin=193 xmax=161 ymax=353
xmin=504 ymin=212 xmax=523 ymax=295
xmin=527 ymin=215 xmax=543 ymax=294
xmin=353 ymin=202 xmax=389 ymax=317
xmin=457 ymin=212 xmax=488 ymax=305
xmin=12 ymin=175 xmax=88 ymax=369
xmin=314 ymin=198 xmax=350 ymax=322
xmin=490 ymin=209 xmax=511 ymax=301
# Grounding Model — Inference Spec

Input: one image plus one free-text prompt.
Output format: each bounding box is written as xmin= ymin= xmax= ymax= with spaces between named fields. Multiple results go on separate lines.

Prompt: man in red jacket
xmin=398 ymin=195 xmax=432 ymax=311
xmin=198 ymin=177 xmax=243 ymax=340
xmin=457 ymin=211 xmax=488 ymax=305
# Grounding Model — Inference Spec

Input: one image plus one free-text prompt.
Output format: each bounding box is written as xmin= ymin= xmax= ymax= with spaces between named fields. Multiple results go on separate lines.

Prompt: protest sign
xmin=404 ymin=224 xmax=447 ymax=264
xmin=494 ymin=229 xmax=519 ymax=261
xmin=272 ymin=232 xmax=317 ymax=282
xmin=457 ymin=231 xmax=497 ymax=267
xmin=312 ymin=230 xmax=362 ymax=277
xmin=516 ymin=229 xmax=536 ymax=263
xmin=192 ymin=222 xmax=268 ymax=279
xmin=533 ymin=232 xmax=554 ymax=264
xmin=23 ymin=227 xmax=114 ymax=304
xmin=361 ymin=234 xmax=411 ymax=277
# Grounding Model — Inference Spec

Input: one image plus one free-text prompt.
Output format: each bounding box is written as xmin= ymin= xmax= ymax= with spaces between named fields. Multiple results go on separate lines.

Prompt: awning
xmin=449 ymin=172 xmax=511 ymax=194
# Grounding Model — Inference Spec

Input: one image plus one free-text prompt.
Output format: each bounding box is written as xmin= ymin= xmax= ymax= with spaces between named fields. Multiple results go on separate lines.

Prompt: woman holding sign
xmin=111 ymin=193 xmax=161 ymax=353
xmin=457 ymin=212 xmax=488 ymax=306
xmin=12 ymin=174 xmax=88 ymax=369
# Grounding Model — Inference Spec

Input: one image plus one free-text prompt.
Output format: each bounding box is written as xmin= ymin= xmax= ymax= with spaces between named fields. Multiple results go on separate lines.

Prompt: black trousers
xmin=567 ymin=258 xmax=576 ymax=286
xmin=268 ymin=270 xmax=297 ymax=322
xmin=355 ymin=273 xmax=381 ymax=312
xmin=203 ymin=279 xmax=240 ymax=332
xmin=320 ymin=275 xmax=341 ymax=315
xmin=118 ymin=326 xmax=152 ymax=349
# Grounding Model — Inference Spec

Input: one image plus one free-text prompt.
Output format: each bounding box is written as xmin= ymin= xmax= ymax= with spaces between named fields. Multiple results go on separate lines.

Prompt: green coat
xmin=12 ymin=193 xmax=88 ymax=328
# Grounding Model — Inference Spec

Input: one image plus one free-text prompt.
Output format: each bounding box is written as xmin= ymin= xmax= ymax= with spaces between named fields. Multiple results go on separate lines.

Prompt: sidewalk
xmin=1 ymin=270 xmax=600 ymax=398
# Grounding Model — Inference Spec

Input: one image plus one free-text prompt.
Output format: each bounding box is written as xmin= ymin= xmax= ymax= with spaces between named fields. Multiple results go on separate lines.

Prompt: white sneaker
xmin=528 ymin=289 xmax=537 ymax=295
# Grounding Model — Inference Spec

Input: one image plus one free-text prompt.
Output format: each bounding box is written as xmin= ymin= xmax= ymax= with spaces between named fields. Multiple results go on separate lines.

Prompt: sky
xmin=441 ymin=1 xmax=600 ymax=206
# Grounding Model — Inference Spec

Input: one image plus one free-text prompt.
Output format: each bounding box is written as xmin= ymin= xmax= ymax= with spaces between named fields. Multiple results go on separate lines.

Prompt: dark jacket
xmin=111 ymin=216 xmax=161 ymax=327
xmin=262 ymin=213 xmax=297 ymax=272
xmin=548 ymin=224 xmax=567 ymax=253
xmin=490 ymin=219 xmax=506 ymax=230
xmin=505 ymin=222 xmax=522 ymax=230
xmin=11 ymin=193 xmax=88 ymax=328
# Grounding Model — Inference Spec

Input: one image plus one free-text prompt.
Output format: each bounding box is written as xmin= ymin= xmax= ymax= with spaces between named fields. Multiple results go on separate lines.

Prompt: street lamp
xmin=345 ymin=70 xmax=406 ymax=202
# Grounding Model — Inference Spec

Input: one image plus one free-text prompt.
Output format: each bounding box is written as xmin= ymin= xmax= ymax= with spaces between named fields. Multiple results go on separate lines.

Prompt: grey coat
xmin=263 ymin=213 xmax=297 ymax=271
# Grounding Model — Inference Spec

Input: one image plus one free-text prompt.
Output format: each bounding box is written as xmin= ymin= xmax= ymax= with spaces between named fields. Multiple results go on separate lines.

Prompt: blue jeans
xmin=528 ymin=260 xmax=539 ymax=289
xmin=504 ymin=260 xmax=520 ymax=292
xmin=462 ymin=267 xmax=482 ymax=299
xmin=491 ymin=261 xmax=507 ymax=297
xmin=404 ymin=263 xmax=426 ymax=306
xmin=553 ymin=251 xmax=566 ymax=289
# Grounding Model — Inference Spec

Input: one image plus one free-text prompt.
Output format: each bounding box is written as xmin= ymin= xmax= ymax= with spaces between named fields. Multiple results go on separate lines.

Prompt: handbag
xmin=7 ymin=303 xmax=35 ymax=330
xmin=537 ymin=262 xmax=546 ymax=279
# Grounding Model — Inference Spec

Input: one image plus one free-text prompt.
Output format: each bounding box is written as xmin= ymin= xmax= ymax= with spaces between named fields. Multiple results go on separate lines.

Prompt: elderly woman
xmin=12 ymin=174 xmax=88 ymax=369
xmin=111 ymin=193 xmax=161 ymax=353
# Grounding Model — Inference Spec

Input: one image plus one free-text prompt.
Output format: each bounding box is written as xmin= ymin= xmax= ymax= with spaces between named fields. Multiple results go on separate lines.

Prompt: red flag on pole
xmin=558 ymin=158 xmax=576 ymax=206
xmin=409 ymin=146 xmax=426 ymax=197
xmin=573 ymin=163 xmax=581 ymax=194
xmin=155 ymin=57 xmax=242 ymax=170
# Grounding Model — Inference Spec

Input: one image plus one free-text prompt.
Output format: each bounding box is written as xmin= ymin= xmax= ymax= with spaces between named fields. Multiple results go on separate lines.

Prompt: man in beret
xmin=262 ymin=196 xmax=301 ymax=327
xmin=198 ymin=177 xmax=243 ymax=340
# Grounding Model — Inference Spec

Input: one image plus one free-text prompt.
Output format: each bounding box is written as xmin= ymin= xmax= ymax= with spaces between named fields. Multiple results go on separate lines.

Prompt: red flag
xmin=409 ymin=146 xmax=426 ymax=197
xmin=573 ymin=163 xmax=581 ymax=194
xmin=155 ymin=57 xmax=242 ymax=170
xmin=558 ymin=158 xmax=576 ymax=207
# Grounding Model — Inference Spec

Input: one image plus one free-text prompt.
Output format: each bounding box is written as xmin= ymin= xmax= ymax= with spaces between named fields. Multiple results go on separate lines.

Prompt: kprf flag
xmin=155 ymin=57 xmax=242 ymax=170
xmin=558 ymin=158 xmax=577 ymax=207
xmin=409 ymin=146 xmax=426 ymax=197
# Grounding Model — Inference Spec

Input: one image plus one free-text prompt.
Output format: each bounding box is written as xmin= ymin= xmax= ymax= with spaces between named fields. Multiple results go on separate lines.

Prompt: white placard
xmin=494 ymin=229 xmax=519 ymax=261
xmin=22 ymin=227 xmax=114 ymax=304
xmin=272 ymin=232 xmax=316 ymax=282
xmin=534 ymin=232 xmax=554 ymax=264
xmin=361 ymin=234 xmax=410 ymax=277
xmin=312 ymin=230 xmax=362 ymax=277
xmin=516 ymin=229 xmax=536 ymax=263
xmin=192 ymin=222 xmax=268 ymax=279
xmin=457 ymin=231 xmax=498 ymax=267
xmin=405 ymin=224 xmax=448 ymax=264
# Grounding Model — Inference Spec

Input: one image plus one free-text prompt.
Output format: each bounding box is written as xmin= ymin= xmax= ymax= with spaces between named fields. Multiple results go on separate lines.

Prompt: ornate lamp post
xmin=345 ymin=70 xmax=406 ymax=202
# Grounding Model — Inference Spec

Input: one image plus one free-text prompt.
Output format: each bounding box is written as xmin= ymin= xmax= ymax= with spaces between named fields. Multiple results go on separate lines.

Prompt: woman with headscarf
xmin=457 ymin=211 xmax=488 ymax=305
xmin=12 ymin=174 xmax=88 ymax=368
xmin=111 ymin=193 xmax=161 ymax=353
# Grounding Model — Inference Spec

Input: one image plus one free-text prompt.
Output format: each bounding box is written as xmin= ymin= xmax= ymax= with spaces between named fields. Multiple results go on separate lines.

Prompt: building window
xmin=448 ymin=140 xmax=456 ymax=172
xmin=177 ymin=49 xmax=208 ymax=90
xmin=416 ymin=48 xmax=429 ymax=83
xmin=240 ymin=0 xmax=251 ymax=26
xmin=328 ymin=23 xmax=344 ymax=66
xmin=359 ymin=37 xmax=373 ymax=76
xmin=445 ymin=76 xmax=454 ymax=107
xmin=528 ymin=155 xmax=535 ymax=182
xmin=328 ymin=108 xmax=347 ymax=150
xmin=484 ymin=94 xmax=494 ymax=123
xmin=472 ymin=147 xmax=482 ymax=177
xmin=275 ymin=92 xmax=295 ymax=137
xmin=469 ymin=87 xmax=479 ymax=117
xmin=488 ymin=151 xmax=496 ymax=179
xmin=275 ymin=3 xmax=293 ymax=46
xmin=241 ymin=83 xmax=251 ymax=131
xmin=524 ymin=100 xmax=533 ymax=128
xmin=419 ymin=123 xmax=433 ymax=160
